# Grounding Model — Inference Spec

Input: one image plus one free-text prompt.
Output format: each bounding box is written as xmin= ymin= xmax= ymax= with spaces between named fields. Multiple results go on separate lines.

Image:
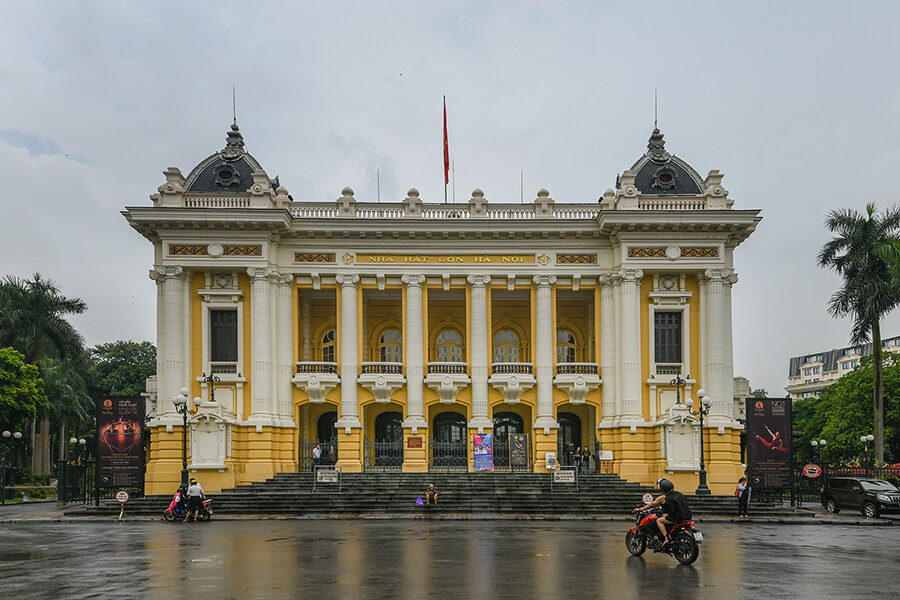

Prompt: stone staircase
xmin=81 ymin=471 xmax=785 ymax=517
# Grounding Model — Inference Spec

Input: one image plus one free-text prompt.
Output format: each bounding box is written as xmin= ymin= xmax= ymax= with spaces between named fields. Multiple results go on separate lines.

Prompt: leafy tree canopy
xmin=794 ymin=353 xmax=900 ymax=465
xmin=0 ymin=347 xmax=49 ymax=431
xmin=88 ymin=340 xmax=156 ymax=398
xmin=751 ymin=388 xmax=768 ymax=399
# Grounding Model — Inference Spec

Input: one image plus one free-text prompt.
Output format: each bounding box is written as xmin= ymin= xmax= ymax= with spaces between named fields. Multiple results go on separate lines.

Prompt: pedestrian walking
xmin=736 ymin=477 xmax=751 ymax=518
xmin=312 ymin=443 xmax=321 ymax=468
xmin=581 ymin=447 xmax=591 ymax=472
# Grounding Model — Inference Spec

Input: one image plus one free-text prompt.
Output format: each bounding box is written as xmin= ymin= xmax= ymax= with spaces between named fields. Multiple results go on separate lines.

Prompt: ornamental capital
xmin=246 ymin=267 xmax=272 ymax=281
xmin=466 ymin=274 xmax=491 ymax=288
xmin=532 ymin=274 xmax=557 ymax=288
xmin=703 ymin=267 xmax=734 ymax=282
xmin=617 ymin=268 xmax=644 ymax=283
xmin=149 ymin=265 xmax=185 ymax=283
xmin=401 ymin=274 xmax=426 ymax=287
xmin=336 ymin=273 xmax=360 ymax=287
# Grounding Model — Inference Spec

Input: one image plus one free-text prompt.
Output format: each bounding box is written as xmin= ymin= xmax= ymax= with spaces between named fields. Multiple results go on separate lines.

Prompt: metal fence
xmin=299 ymin=438 xmax=338 ymax=472
xmin=493 ymin=438 xmax=531 ymax=472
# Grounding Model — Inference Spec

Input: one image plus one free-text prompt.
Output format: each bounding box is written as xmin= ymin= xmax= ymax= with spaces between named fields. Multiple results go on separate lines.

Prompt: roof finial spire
xmin=232 ymin=86 xmax=237 ymax=126
xmin=654 ymin=88 xmax=658 ymax=129
xmin=223 ymin=88 xmax=245 ymax=160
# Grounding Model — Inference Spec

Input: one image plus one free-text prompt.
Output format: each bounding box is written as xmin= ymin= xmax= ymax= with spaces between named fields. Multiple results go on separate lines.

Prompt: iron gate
xmin=299 ymin=437 xmax=338 ymax=472
xmin=493 ymin=437 xmax=531 ymax=472
xmin=363 ymin=437 xmax=403 ymax=471
xmin=429 ymin=439 xmax=467 ymax=472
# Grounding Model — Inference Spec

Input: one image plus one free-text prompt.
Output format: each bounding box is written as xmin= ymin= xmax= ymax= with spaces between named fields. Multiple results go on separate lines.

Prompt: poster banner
xmin=510 ymin=434 xmax=528 ymax=468
xmin=97 ymin=397 xmax=145 ymax=490
xmin=746 ymin=397 xmax=792 ymax=489
xmin=473 ymin=433 xmax=493 ymax=472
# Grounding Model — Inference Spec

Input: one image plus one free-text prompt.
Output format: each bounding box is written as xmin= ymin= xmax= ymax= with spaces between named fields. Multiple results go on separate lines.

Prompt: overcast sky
xmin=2 ymin=1 xmax=900 ymax=397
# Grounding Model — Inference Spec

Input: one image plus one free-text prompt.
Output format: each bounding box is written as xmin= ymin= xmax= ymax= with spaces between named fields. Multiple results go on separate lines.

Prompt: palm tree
xmin=0 ymin=274 xmax=88 ymax=473
xmin=818 ymin=203 xmax=900 ymax=466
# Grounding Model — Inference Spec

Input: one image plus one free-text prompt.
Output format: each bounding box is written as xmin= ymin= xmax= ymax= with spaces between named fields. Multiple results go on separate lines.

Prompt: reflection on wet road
xmin=0 ymin=521 xmax=897 ymax=599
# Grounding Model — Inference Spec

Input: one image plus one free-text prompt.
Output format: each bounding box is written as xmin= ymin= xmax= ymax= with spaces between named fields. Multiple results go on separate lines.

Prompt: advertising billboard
xmin=473 ymin=433 xmax=493 ymax=472
xmin=97 ymin=397 xmax=145 ymax=491
xmin=510 ymin=434 xmax=528 ymax=468
xmin=746 ymin=397 xmax=792 ymax=489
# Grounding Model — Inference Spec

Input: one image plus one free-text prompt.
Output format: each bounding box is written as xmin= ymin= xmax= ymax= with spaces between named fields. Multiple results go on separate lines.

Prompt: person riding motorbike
xmin=167 ymin=486 xmax=187 ymax=514
xmin=633 ymin=478 xmax=692 ymax=548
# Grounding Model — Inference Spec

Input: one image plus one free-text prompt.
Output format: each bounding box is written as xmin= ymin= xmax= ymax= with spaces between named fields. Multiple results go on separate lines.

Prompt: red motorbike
xmin=625 ymin=508 xmax=702 ymax=564
xmin=163 ymin=497 xmax=213 ymax=522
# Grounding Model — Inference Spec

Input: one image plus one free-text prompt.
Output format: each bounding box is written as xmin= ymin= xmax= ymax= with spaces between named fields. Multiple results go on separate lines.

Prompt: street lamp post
xmin=811 ymin=439 xmax=827 ymax=485
xmin=1 ymin=430 xmax=23 ymax=505
xmin=172 ymin=387 xmax=201 ymax=487
xmin=860 ymin=434 xmax=875 ymax=476
xmin=685 ymin=389 xmax=713 ymax=495
xmin=69 ymin=437 xmax=87 ymax=464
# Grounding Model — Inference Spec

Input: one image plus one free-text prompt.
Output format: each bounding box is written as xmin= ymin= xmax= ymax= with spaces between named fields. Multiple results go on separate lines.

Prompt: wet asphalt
xmin=0 ymin=516 xmax=898 ymax=599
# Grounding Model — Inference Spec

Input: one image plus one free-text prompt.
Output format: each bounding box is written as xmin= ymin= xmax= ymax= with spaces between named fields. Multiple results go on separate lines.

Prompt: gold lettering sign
xmin=356 ymin=254 xmax=535 ymax=264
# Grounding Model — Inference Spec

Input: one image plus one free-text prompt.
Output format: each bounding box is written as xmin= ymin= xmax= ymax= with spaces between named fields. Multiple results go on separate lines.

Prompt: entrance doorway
xmin=493 ymin=412 xmax=526 ymax=471
xmin=299 ymin=409 xmax=338 ymax=471
xmin=365 ymin=411 xmax=403 ymax=471
xmin=557 ymin=412 xmax=582 ymax=467
xmin=430 ymin=412 xmax=467 ymax=471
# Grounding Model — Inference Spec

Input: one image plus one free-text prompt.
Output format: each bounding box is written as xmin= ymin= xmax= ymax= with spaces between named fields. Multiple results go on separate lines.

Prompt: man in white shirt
xmin=312 ymin=444 xmax=322 ymax=468
xmin=184 ymin=480 xmax=204 ymax=522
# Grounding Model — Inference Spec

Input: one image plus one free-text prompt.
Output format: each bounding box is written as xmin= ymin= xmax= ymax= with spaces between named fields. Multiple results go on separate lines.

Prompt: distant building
xmin=786 ymin=336 xmax=900 ymax=400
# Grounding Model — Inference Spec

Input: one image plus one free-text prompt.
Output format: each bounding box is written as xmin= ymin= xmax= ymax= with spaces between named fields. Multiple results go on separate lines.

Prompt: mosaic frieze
xmin=680 ymin=247 xmax=718 ymax=258
xmin=169 ymin=245 xmax=208 ymax=256
xmin=557 ymin=254 xmax=597 ymax=264
xmin=628 ymin=247 xmax=719 ymax=258
xmin=628 ymin=248 xmax=666 ymax=258
xmin=223 ymin=245 xmax=262 ymax=256
xmin=294 ymin=253 xmax=336 ymax=263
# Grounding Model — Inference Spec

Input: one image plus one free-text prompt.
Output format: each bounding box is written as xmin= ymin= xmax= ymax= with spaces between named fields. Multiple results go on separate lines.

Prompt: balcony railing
xmin=360 ymin=362 xmax=403 ymax=375
xmin=556 ymin=363 xmax=599 ymax=376
xmin=427 ymin=362 xmax=468 ymax=375
xmin=295 ymin=362 xmax=338 ymax=374
xmin=492 ymin=362 xmax=534 ymax=375
xmin=655 ymin=363 xmax=683 ymax=376
xmin=209 ymin=362 xmax=238 ymax=375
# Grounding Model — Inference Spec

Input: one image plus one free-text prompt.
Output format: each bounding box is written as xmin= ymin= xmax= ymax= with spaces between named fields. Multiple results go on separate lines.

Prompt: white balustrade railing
xmin=638 ymin=198 xmax=706 ymax=210
xmin=184 ymin=196 xmax=251 ymax=209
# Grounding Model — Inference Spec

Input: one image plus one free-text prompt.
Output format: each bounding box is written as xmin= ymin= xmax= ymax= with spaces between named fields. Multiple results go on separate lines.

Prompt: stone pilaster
xmin=533 ymin=275 xmax=558 ymax=433
xmin=301 ymin=296 xmax=311 ymax=362
xmin=401 ymin=274 xmax=428 ymax=432
xmin=701 ymin=268 xmax=733 ymax=418
xmin=150 ymin=265 xmax=188 ymax=418
xmin=335 ymin=274 xmax=362 ymax=431
xmin=599 ymin=275 xmax=616 ymax=425
xmin=275 ymin=272 xmax=295 ymax=424
xmin=247 ymin=267 xmax=275 ymax=422
xmin=467 ymin=275 xmax=492 ymax=432
xmin=618 ymin=268 xmax=643 ymax=421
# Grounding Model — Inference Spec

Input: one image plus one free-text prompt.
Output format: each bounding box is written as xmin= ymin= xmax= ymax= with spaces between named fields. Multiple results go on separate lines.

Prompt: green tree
xmin=88 ymin=340 xmax=156 ymax=398
xmin=804 ymin=354 xmax=900 ymax=465
xmin=0 ymin=347 xmax=49 ymax=431
xmin=40 ymin=356 xmax=94 ymax=459
xmin=751 ymin=388 xmax=768 ymax=399
xmin=818 ymin=203 xmax=900 ymax=465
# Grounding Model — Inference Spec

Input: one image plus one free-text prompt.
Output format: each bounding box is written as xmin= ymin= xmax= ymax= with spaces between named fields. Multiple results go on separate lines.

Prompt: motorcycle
xmin=163 ymin=497 xmax=213 ymax=522
xmin=625 ymin=508 xmax=702 ymax=565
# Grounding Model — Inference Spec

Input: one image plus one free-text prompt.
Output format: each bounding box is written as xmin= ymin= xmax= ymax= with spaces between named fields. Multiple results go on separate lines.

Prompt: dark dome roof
xmin=183 ymin=122 xmax=274 ymax=193
xmin=625 ymin=128 xmax=704 ymax=196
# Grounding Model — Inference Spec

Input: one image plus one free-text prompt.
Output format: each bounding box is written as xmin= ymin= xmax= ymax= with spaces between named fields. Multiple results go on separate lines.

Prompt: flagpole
xmin=443 ymin=95 xmax=449 ymax=204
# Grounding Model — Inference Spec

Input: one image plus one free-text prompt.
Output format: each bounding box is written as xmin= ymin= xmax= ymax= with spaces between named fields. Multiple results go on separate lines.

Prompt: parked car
xmin=821 ymin=477 xmax=900 ymax=517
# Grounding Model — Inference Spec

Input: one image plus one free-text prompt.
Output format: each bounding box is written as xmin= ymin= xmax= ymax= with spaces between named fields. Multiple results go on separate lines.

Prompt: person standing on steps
xmin=736 ymin=477 xmax=750 ymax=518
xmin=312 ymin=444 xmax=321 ymax=469
xmin=326 ymin=444 xmax=337 ymax=467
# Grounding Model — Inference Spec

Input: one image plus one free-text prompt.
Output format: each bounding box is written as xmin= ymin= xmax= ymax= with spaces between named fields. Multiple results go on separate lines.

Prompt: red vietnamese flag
xmin=443 ymin=96 xmax=449 ymax=185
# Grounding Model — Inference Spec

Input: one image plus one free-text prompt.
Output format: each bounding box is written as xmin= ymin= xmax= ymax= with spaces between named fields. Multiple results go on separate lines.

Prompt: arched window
xmin=379 ymin=329 xmax=402 ymax=362
xmin=493 ymin=329 xmax=520 ymax=363
xmin=433 ymin=412 xmax=466 ymax=443
xmin=493 ymin=412 xmax=524 ymax=442
xmin=436 ymin=329 xmax=463 ymax=362
xmin=557 ymin=330 xmax=577 ymax=363
xmin=321 ymin=329 xmax=336 ymax=363
xmin=317 ymin=411 xmax=337 ymax=443
xmin=375 ymin=411 xmax=403 ymax=443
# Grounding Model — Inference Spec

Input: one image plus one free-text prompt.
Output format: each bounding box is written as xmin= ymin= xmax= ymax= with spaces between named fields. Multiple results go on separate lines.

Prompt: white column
xmin=150 ymin=265 xmax=188 ymax=418
xmin=599 ymin=275 xmax=617 ymax=424
xmin=703 ymin=268 xmax=733 ymax=418
xmin=618 ymin=268 xmax=644 ymax=420
xmin=534 ymin=275 xmax=558 ymax=431
xmin=301 ymin=296 xmax=311 ymax=362
xmin=402 ymin=274 xmax=428 ymax=432
xmin=247 ymin=267 xmax=275 ymax=422
xmin=336 ymin=274 xmax=362 ymax=430
xmin=723 ymin=271 xmax=737 ymax=419
xmin=275 ymin=273 xmax=295 ymax=424
xmin=467 ymin=275 xmax=492 ymax=431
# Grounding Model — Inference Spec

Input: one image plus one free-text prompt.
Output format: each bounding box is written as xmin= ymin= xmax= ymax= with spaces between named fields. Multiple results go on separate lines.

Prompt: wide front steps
xmin=81 ymin=471 xmax=784 ymax=517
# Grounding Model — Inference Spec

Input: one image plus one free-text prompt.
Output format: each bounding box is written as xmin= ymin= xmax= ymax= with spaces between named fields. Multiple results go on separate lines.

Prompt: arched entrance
xmin=299 ymin=407 xmax=338 ymax=472
xmin=365 ymin=411 xmax=403 ymax=471
xmin=493 ymin=412 xmax=527 ymax=471
xmin=430 ymin=411 xmax=467 ymax=471
xmin=557 ymin=412 xmax=582 ymax=466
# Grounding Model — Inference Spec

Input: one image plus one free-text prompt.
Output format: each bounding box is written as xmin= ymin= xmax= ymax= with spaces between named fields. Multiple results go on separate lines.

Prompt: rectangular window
xmin=813 ymin=367 xmax=820 ymax=374
xmin=210 ymin=309 xmax=238 ymax=362
xmin=654 ymin=312 xmax=682 ymax=364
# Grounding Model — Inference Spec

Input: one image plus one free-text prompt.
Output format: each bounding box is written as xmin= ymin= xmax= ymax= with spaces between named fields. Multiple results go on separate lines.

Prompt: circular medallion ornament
xmin=214 ymin=162 xmax=240 ymax=188
xmin=208 ymin=243 xmax=224 ymax=258
xmin=666 ymin=245 xmax=680 ymax=260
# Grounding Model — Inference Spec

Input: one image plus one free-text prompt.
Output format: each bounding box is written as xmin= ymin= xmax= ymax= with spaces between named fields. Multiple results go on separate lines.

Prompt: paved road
xmin=1 ymin=520 xmax=897 ymax=599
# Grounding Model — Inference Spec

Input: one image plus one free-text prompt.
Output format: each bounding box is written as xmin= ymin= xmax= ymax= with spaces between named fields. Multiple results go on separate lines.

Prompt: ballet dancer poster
xmin=746 ymin=397 xmax=792 ymax=489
